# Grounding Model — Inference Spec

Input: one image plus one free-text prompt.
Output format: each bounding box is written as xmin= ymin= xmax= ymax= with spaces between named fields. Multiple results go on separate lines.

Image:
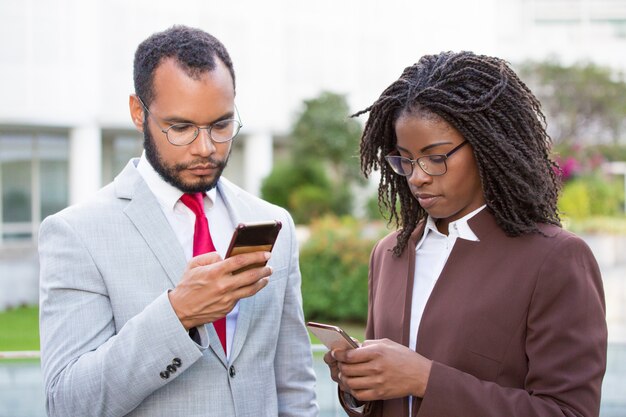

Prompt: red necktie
xmin=180 ymin=192 xmax=227 ymax=353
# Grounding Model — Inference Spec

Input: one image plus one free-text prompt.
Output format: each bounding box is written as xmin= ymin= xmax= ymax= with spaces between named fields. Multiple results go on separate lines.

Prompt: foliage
xmin=291 ymin=91 xmax=364 ymax=184
xmin=261 ymin=91 xmax=364 ymax=222
xmin=300 ymin=216 xmax=385 ymax=323
xmin=0 ymin=305 xmax=39 ymax=351
xmin=289 ymin=185 xmax=333 ymax=224
xmin=552 ymin=142 xmax=625 ymax=221
xmin=552 ymin=143 xmax=608 ymax=181
xmin=329 ymin=183 xmax=354 ymax=219
xmin=558 ymin=174 xmax=624 ymax=219
xmin=260 ymin=161 xmax=330 ymax=209
xmin=563 ymin=215 xmax=626 ymax=235
xmin=591 ymin=144 xmax=626 ymax=162
xmin=364 ymin=192 xmax=399 ymax=222
xmin=261 ymin=160 xmax=354 ymax=224
xmin=558 ymin=180 xmax=591 ymax=218
xmin=365 ymin=194 xmax=383 ymax=221
xmin=519 ymin=59 xmax=626 ymax=145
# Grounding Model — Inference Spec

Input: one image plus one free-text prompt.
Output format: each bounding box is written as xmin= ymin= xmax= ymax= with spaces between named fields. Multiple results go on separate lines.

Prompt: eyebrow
xmin=396 ymin=141 xmax=453 ymax=155
xmin=161 ymin=111 xmax=235 ymax=125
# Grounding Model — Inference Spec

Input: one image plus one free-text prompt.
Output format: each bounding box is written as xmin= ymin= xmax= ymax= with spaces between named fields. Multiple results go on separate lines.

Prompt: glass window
xmin=38 ymin=135 xmax=69 ymax=220
xmin=1 ymin=160 xmax=32 ymax=223
xmin=0 ymin=131 xmax=68 ymax=243
xmin=102 ymin=132 xmax=142 ymax=183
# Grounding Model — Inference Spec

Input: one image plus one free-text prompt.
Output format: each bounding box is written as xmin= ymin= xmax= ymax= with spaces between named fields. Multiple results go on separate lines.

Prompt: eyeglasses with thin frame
xmin=136 ymin=96 xmax=242 ymax=146
xmin=385 ymin=141 xmax=469 ymax=177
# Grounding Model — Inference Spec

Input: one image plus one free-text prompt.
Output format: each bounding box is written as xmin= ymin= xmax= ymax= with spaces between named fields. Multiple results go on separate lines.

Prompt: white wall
xmin=0 ymin=0 xmax=501 ymax=135
xmin=1 ymin=0 xmax=625 ymax=199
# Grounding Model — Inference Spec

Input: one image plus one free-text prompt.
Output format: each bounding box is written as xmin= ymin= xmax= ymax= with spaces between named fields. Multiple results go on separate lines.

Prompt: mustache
xmin=173 ymin=157 xmax=226 ymax=171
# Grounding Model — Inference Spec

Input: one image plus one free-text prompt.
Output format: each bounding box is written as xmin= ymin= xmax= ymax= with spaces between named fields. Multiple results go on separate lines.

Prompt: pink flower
xmin=555 ymin=156 xmax=581 ymax=181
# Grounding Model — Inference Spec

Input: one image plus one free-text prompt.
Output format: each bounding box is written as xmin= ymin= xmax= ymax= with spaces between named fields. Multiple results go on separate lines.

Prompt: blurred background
xmin=1 ymin=0 xmax=625 ymax=416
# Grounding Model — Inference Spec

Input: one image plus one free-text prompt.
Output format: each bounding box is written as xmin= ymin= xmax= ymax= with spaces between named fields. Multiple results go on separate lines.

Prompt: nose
xmin=189 ymin=127 xmax=216 ymax=156
xmin=407 ymin=163 xmax=432 ymax=187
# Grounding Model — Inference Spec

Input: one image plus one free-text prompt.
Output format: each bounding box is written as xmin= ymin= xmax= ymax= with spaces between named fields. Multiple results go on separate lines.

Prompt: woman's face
xmin=394 ymin=112 xmax=485 ymax=234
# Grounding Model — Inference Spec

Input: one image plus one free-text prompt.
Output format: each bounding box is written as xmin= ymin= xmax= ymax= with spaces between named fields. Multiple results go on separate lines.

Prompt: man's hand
xmin=168 ymin=251 xmax=272 ymax=329
xmin=332 ymin=338 xmax=432 ymax=401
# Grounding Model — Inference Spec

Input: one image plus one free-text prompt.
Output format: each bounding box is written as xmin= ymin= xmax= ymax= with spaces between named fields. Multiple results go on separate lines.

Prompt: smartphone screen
xmin=307 ymin=321 xmax=359 ymax=350
xmin=225 ymin=221 xmax=282 ymax=274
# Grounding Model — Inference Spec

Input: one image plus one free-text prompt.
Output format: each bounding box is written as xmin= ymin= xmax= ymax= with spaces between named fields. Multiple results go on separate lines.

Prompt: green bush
xmin=559 ymin=180 xmax=591 ymax=218
xmin=289 ymin=185 xmax=333 ymax=224
xmin=300 ymin=216 xmax=385 ymax=323
xmin=364 ymin=194 xmax=382 ymax=221
xmin=329 ymin=183 xmax=354 ymax=218
xmin=261 ymin=161 xmax=356 ymax=224
xmin=261 ymin=161 xmax=331 ymax=210
xmin=589 ymin=144 xmax=626 ymax=163
xmin=559 ymin=174 xmax=624 ymax=218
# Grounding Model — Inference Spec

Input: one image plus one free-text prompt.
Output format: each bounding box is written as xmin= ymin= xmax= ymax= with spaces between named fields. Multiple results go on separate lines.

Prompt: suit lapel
xmin=215 ymin=179 xmax=256 ymax=363
xmin=115 ymin=160 xmax=187 ymax=288
xmin=117 ymin=168 xmax=260 ymax=364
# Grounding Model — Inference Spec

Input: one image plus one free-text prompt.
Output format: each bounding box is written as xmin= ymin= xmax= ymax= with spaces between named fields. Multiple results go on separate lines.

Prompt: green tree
xmin=519 ymin=60 xmax=626 ymax=145
xmin=291 ymin=91 xmax=364 ymax=183
xmin=261 ymin=91 xmax=363 ymax=223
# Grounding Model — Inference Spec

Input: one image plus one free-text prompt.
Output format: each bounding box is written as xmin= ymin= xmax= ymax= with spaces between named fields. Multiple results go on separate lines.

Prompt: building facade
xmin=1 ymin=0 xmax=626 ymax=309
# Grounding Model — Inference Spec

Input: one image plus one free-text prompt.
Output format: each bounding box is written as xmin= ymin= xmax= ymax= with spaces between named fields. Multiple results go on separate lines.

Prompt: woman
xmin=325 ymin=51 xmax=607 ymax=417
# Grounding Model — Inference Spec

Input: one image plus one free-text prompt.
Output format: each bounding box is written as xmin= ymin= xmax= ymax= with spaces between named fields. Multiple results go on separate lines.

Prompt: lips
xmin=187 ymin=165 xmax=218 ymax=175
xmin=415 ymin=193 xmax=439 ymax=209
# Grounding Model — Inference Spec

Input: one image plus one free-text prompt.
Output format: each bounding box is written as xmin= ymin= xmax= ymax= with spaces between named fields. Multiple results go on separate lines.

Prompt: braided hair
xmin=356 ymin=51 xmax=561 ymax=256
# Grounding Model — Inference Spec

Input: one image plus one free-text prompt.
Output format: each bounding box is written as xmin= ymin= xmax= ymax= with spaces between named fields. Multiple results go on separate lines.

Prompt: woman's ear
xmin=129 ymin=94 xmax=145 ymax=132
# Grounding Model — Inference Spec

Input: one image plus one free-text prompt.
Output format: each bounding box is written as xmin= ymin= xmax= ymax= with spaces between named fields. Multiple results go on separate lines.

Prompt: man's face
xmin=132 ymin=57 xmax=236 ymax=193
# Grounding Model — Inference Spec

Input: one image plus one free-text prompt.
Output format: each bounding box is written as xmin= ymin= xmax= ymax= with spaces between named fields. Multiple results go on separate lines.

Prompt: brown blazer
xmin=342 ymin=208 xmax=607 ymax=417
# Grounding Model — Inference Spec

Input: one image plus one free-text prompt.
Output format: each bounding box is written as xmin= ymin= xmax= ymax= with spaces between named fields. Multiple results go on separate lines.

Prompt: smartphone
xmin=307 ymin=321 xmax=359 ymax=350
xmin=225 ymin=220 xmax=282 ymax=274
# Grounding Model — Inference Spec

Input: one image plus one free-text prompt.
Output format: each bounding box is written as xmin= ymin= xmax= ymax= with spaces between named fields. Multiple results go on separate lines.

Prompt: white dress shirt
xmin=408 ymin=205 xmax=485 ymax=412
xmin=136 ymin=152 xmax=238 ymax=359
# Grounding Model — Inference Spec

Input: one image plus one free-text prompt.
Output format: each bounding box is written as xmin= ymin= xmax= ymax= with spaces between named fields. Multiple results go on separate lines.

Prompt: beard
xmin=143 ymin=126 xmax=229 ymax=193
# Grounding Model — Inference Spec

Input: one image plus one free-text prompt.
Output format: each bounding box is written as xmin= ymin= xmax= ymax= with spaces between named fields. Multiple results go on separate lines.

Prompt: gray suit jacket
xmin=39 ymin=159 xmax=318 ymax=417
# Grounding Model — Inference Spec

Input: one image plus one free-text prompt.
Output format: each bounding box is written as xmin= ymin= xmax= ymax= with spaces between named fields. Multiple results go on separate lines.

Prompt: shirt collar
xmin=136 ymin=151 xmax=217 ymax=212
xmin=416 ymin=205 xmax=486 ymax=250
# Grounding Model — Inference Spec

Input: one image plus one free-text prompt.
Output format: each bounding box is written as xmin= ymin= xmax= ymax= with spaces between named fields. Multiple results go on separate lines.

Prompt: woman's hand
xmin=323 ymin=350 xmax=352 ymax=393
xmin=331 ymin=338 xmax=432 ymax=402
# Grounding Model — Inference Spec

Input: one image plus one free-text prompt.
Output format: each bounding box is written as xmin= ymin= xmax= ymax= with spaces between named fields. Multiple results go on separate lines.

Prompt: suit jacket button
xmin=172 ymin=358 xmax=182 ymax=367
xmin=229 ymin=365 xmax=236 ymax=378
xmin=160 ymin=370 xmax=170 ymax=380
xmin=166 ymin=365 xmax=177 ymax=373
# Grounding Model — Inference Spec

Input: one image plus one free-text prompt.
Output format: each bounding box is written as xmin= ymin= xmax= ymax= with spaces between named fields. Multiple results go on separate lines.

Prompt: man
xmin=39 ymin=25 xmax=318 ymax=417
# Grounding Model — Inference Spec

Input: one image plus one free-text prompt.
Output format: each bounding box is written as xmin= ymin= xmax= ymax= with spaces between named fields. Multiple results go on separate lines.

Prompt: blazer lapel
xmin=401 ymin=224 xmax=426 ymax=347
xmin=115 ymin=160 xmax=187 ymax=288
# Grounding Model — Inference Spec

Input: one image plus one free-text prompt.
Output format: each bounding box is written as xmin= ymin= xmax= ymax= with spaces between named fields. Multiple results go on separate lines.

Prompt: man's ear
xmin=129 ymin=94 xmax=145 ymax=132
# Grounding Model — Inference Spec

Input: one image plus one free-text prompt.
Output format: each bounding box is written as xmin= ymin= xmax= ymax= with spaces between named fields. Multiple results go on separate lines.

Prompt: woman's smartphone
xmin=225 ymin=220 xmax=282 ymax=274
xmin=307 ymin=321 xmax=359 ymax=350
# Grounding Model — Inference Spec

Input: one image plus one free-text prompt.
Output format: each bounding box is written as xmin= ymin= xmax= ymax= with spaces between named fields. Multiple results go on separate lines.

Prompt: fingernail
xmin=264 ymin=252 xmax=271 ymax=260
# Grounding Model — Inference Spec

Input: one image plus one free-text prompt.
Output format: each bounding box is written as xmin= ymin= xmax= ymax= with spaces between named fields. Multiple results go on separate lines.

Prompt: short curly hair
xmin=355 ymin=51 xmax=561 ymax=256
xmin=133 ymin=25 xmax=235 ymax=106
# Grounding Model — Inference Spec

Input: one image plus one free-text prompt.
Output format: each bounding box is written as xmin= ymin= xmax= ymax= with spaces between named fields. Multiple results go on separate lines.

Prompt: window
xmin=0 ymin=131 xmax=68 ymax=243
xmin=102 ymin=132 xmax=142 ymax=184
